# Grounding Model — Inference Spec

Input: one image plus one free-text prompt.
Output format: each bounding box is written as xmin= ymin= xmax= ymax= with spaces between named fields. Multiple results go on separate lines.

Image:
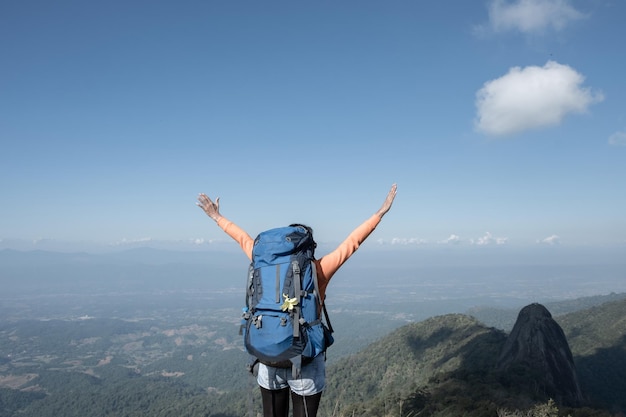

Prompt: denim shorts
xmin=256 ymin=355 xmax=326 ymax=396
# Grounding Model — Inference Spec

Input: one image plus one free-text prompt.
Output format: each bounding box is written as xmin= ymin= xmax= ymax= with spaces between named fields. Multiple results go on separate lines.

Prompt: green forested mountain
xmin=319 ymin=298 xmax=626 ymax=417
xmin=322 ymin=314 xmax=508 ymax=416
xmin=2 ymin=296 xmax=626 ymax=416
xmin=558 ymin=298 xmax=626 ymax=413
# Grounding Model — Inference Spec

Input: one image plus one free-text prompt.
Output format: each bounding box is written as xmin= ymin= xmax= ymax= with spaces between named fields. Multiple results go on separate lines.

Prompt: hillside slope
xmin=558 ymin=297 xmax=626 ymax=412
xmin=323 ymin=314 xmax=509 ymax=416
xmin=322 ymin=298 xmax=626 ymax=417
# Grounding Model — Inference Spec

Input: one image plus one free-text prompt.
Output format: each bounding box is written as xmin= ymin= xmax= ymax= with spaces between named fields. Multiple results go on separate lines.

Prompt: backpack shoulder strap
xmin=311 ymin=262 xmax=333 ymax=333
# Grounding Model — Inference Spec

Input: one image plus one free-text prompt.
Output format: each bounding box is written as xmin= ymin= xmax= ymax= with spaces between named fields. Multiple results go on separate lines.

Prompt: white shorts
xmin=256 ymin=355 xmax=326 ymax=396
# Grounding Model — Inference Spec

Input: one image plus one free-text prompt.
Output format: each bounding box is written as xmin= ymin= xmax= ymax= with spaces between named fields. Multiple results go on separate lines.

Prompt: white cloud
xmin=471 ymin=232 xmax=508 ymax=246
xmin=113 ymin=237 xmax=153 ymax=246
xmin=486 ymin=0 xmax=585 ymax=34
xmin=392 ymin=237 xmax=428 ymax=245
xmin=538 ymin=234 xmax=561 ymax=245
xmin=608 ymin=131 xmax=626 ymax=147
xmin=475 ymin=61 xmax=603 ymax=136
xmin=441 ymin=234 xmax=461 ymax=245
xmin=376 ymin=237 xmax=428 ymax=246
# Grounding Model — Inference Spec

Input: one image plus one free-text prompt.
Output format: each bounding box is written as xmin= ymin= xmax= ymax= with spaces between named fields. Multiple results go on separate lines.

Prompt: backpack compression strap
xmin=292 ymin=260 xmax=301 ymax=338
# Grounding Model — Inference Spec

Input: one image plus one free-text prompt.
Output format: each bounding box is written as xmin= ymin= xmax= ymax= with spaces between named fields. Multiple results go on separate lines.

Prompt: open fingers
xmin=386 ymin=183 xmax=397 ymax=204
xmin=196 ymin=193 xmax=215 ymax=210
xmin=197 ymin=193 xmax=213 ymax=205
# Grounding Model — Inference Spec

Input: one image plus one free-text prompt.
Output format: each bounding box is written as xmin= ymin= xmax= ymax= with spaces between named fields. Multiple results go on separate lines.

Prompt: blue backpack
xmin=241 ymin=225 xmax=334 ymax=377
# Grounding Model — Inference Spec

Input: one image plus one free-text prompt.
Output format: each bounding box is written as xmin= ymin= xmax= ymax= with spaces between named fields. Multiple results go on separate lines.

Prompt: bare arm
xmin=196 ymin=193 xmax=254 ymax=258
xmin=318 ymin=183 xmax=398 ymax=288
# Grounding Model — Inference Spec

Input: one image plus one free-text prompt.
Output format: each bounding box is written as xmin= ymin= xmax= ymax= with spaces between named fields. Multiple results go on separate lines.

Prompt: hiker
xmin=197 ymin=184 xmax=397 ymax=417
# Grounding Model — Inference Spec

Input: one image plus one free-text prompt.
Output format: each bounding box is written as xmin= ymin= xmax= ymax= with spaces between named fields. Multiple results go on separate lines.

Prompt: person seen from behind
xmin=197 ymin=184 xmax=397 ymax=417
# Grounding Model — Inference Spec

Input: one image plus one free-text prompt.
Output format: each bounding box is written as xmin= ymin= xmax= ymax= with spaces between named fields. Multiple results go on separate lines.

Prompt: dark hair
xmin=289 ymin=223 xmax=317 ymax=250
xmin=289 ymin=223 xmax=313 ymax=235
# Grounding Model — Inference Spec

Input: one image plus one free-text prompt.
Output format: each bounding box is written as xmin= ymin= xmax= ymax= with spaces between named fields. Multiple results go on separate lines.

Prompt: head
xmin=289 ymin=223 xmax=317 ymax=250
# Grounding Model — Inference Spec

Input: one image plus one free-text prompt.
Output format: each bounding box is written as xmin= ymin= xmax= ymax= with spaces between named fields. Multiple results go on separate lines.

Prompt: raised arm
xmin=196 ymin=193 xmax=254 ymax=259
xmin=317 ymin=184 xmax=397 ymax=289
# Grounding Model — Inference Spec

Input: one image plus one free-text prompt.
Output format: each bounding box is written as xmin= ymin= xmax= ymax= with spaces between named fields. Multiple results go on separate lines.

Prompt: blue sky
xmin=1 ymin=0 xmax=625 ymax=253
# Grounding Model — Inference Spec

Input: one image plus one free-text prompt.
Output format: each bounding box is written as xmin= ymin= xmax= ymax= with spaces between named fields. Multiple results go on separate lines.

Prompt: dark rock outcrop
xmin=497 ymin=303 xmax=584 ymax=406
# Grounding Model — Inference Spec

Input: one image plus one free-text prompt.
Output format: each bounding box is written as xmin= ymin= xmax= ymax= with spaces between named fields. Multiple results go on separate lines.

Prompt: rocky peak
xmin=497 ymin=303 xmax=584 ymax=406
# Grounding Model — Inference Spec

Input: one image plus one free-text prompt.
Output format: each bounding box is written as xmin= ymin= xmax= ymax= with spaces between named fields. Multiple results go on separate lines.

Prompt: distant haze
xmin=2 ymin=247 xmax=624 ymax=321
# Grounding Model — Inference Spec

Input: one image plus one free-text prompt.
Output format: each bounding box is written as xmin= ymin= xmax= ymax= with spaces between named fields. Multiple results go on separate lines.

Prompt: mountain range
xmin=319 ymin=297 xmax=626 ymax=417
xmin=1 ymin=295 xmax=625 ymax=416
xmin=1 ymin=248 xmax=625 ymax=416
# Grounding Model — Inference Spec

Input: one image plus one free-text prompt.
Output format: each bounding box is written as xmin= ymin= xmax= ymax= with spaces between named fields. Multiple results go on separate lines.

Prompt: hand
xmin=376 ymin=183 xmax=397 ymax=218
xmin=197 ymin=193 xmax=222 ymax=222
